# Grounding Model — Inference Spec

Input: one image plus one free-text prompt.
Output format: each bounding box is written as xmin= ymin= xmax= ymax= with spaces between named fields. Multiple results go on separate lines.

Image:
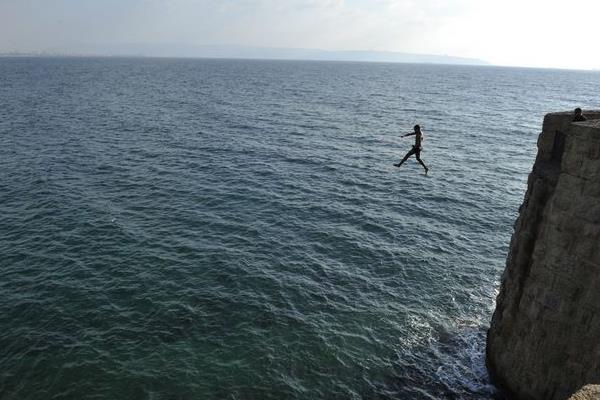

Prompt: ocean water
xmin=1 ymin=57 xmax=598 ymax=400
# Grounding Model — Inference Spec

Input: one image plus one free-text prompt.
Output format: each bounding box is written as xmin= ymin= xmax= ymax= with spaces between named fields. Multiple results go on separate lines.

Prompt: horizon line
xmin=0 ymin=50 xmax=597 ymax=72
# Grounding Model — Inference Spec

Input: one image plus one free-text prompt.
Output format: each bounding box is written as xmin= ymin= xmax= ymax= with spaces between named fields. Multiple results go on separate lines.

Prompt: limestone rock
xmin=487 ymin=111 xmax=600 ymax=400
xmin=568 ymin=385 xmax=600 ymax=400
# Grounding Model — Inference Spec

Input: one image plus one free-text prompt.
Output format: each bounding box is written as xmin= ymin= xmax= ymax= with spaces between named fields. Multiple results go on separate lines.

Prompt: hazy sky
xmin=1 ymin=0 xmax=598 ymax=69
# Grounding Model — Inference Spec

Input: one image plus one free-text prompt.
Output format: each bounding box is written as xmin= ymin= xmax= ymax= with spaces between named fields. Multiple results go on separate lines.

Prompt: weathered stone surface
xmin=487 ymin=111 xmax=600 ymax=400
xmin=568 ymin=385 xmax=600 ymax=400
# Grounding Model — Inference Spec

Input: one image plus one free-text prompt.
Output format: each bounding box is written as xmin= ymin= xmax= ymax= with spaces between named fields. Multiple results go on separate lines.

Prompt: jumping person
xmin=394 ymin=124 xmax=429 ymax=174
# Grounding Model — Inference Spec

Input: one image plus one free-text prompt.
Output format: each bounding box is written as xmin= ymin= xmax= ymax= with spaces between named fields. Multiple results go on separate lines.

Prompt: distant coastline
xmin=0 ymin=45 xmax=489 ymax=66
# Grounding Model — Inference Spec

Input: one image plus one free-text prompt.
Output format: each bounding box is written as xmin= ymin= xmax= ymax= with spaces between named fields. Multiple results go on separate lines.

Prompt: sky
xmin=0 ymin=0 xmax=598 ymax=69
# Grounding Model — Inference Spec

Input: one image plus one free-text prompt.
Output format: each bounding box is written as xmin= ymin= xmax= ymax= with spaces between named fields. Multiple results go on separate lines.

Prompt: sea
xmin=1 ymin=57 xmax=598 ymax=400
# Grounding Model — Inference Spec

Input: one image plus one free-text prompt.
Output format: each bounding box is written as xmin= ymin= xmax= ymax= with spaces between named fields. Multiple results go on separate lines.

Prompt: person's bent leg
xmin=416 ymin=153 xmax=429 ymax=174
xmin=394 ymin=148 xmax=416 ymax=167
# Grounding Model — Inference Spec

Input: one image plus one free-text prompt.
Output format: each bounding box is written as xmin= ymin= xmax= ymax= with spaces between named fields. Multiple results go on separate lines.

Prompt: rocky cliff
xmin=487 ymin=111 xmax=600 ymax=400
xmin=568 ymin=385 xmax=600 ymax=400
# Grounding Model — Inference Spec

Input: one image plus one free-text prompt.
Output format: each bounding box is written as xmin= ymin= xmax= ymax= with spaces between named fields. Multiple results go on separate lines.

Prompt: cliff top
xmin=545 ymin=110 xmax=600 ymax=116
xmin=577 ymin=119 xmax=600 ymax=128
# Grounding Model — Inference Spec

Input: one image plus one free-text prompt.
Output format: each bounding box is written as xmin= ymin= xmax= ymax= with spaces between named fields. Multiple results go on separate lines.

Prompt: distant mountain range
xmin=0 ymin=44 xmax=489 ymax=66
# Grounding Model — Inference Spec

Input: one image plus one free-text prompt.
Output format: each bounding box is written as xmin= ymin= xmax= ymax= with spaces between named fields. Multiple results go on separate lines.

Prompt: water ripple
xmin=2 ymin=58 xmax=599 ymax=399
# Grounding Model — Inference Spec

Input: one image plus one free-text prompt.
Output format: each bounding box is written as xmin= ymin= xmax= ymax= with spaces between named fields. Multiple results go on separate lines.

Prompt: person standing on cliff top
xmin=394 ymin=124 xmax=429 ymax=174
xmin=573 ymin=108 xmax=587 ymax=122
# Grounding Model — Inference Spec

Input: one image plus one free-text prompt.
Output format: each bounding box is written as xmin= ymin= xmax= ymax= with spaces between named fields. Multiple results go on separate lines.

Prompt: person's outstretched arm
xmin=402 ymin=132 xmax=416 ymax=137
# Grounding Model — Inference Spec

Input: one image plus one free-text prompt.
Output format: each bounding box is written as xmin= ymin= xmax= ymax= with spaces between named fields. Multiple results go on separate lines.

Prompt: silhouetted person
xmin=394 ymin=124 xmax=429 ymax=174
xmin=573 ymin=108 xmax=587 ymax=122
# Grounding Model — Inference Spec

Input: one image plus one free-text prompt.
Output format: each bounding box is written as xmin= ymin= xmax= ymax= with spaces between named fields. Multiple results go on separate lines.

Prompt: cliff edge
xmin=568 ymin=385 xmax=600 ymax=400
xmin=487 ymin=111 xmax=600 ymax=400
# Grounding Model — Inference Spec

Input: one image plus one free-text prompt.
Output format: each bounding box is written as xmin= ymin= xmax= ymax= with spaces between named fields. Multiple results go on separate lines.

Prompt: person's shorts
xmin=410 ymin=145 xmax=422 ymax=156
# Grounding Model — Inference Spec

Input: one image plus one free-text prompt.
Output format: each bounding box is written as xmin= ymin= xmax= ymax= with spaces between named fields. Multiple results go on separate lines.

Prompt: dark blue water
xmin=1 ymin=57 xmax=598 ymax=399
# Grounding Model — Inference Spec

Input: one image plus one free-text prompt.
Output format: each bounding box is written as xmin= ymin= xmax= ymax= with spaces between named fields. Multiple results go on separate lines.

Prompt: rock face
xmin=487 ymin=111 xmax=600 ymax=400
xmin=568 ymin=385 xmax=600 ymax=400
